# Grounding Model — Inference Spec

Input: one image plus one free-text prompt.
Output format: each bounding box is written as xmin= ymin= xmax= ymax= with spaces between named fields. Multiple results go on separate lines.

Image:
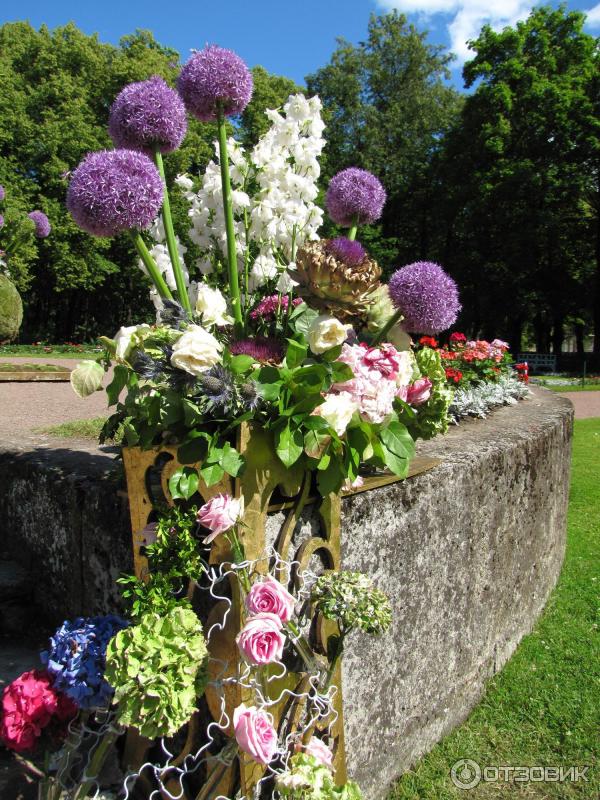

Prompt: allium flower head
xmin=325 ymin=237 xmax=366 ymax=267
xmin=177 ymin=45 xmax=253 ymax=121
xmin=41 ymin=615 xmax=129 ymax=709
xmin=67 ymin=149 xmax=163 ymax=237
xmin=388 ymin=261 xmax=461 ymax=335
xmin=326 ymin=168 xmax=386 ymax=227
xmin=108 ymin=75 xmax=188 ymax=154
xmin=28 ymin=210 xmax=51 ymax=238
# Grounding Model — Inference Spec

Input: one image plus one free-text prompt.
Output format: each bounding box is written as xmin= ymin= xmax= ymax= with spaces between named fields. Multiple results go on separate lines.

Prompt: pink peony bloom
xmin=304 ymin=736 xmax=334 ymax=768
xmin=343 ymin=475 xmax=364 ymax=492
xmin=236 ymin=612 xmax=285 ymax=665
xmin=233 ymin=703 xmax=278 ymax=765
xmin=245 ymin=577 xmax=296 ymax=624
xmin=406 ymin=377 xmax=432 ymax=406
xmin=197 ymin=494 xmax=244 ymax=544
xmin=361 ymin=343 xmax=403 ymax=380
xmin=0 ymin=670 xmax=76 ymax=754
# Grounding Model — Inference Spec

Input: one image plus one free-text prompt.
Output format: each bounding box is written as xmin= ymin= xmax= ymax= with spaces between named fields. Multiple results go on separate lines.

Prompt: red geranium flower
xmin=419 ymin=336 xmax=438 ymax=349
xmin=444 ymin=367 xmax=463 ymax=384
xmin=449 ymin=332 xmax=467 ymax=344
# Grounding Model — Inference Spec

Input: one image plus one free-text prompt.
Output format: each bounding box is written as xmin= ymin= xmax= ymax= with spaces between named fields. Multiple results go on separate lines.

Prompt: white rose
xmin=194 ymin=283 xmax=233 ymax=327
xmin=395 ymin=350 xmax=415 ymax=388
xmin=315 ymin=391 xmax=358 ymax=436
xmin=308 ymin=315 xmax=349 ymax=355
xmin=170 ymin=325 xmax=223 ymax=375
xmin=113 ymin=325 xmax=151 ymax=361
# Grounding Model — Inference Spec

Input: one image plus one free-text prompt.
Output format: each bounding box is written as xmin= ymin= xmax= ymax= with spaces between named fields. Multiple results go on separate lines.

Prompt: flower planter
xmin=121 ymin=423 xmax=439 ymax=796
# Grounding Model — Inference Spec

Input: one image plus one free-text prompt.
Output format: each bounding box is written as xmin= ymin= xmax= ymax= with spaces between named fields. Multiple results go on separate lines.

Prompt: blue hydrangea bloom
xmin=41 ymin=615 xmax=129 ymax=709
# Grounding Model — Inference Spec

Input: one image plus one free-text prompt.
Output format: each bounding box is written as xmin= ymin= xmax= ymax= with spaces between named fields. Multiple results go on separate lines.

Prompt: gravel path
xmin=556 ymin=390 xmax=600 ymax=419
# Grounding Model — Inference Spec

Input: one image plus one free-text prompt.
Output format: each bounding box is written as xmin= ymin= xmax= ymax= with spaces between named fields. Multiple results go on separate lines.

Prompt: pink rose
xmin=406 ymin=377 xmax=432 ymax=406
xmin=304 ymin=736 xmax=334 ymax=768
xmin=236 ymin=612 xmax=285 ymax=665
xmin=233 ymin=703 xmax=277 ymax=765
xmin=246 ymin=577 xmax=296 ymax=624
xmin=197 ymin=493 xmax=244 ymax=543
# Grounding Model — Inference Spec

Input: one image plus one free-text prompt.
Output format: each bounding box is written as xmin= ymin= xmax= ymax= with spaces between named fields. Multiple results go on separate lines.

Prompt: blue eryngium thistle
xmin=158 ymin=299 xmax=191 ymax=328
xmin=197 ymin=364 xmax=235 ymax=412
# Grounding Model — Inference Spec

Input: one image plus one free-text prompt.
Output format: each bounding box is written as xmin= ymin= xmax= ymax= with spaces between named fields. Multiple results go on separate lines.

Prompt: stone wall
xmin=0 ymin=388 xmax=572 ymax=796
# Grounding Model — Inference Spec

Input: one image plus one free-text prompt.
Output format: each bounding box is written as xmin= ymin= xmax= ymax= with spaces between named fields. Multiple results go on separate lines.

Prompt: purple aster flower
xmin=388 ymin=261 xmax=461 ymax=335
xmin=41 ymin=615 xmax=129 ymax=709
xmin=27 ymin=210 xmax=51 ymax=238
xmin=177 ymin=45 xmax=253 ymax=122
xmin=229 ymin=337 xmax=284 ymax=363
xmin=0 ymin=185 xmax=5 ymax=201
xmin=108 ymin=76 xmax=188 ymax=155
xmin=326 ymin=168 xmax=386 ymax=227
xmin=67 ymin=149 xmax=163 ymax=237
xmin=325 ymin=237 xmax=367 ymax=266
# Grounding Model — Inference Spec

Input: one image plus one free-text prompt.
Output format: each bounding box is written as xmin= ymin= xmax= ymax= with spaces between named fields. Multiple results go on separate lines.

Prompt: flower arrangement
xmin=417 ymin=333 xmax=514 ymax=389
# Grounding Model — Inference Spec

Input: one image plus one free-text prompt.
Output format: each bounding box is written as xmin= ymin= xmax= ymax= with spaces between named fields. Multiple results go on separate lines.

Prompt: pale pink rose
xmin=233 ymin=703 xmax=277 ymax=765
xmin=246 ymin=577 xmax=296 ymax=624
xmin=406 ymin=377 xmax=432 ymax=406
xmin=343 ymin=475 xmax=364 ymax=492
xmin=197 ymin=494 xmax=244 ymax=543
xmin=304 ymin=736 xmax=334 ymax=768
xmin=236 ymin=612 xmax=285 ymax=665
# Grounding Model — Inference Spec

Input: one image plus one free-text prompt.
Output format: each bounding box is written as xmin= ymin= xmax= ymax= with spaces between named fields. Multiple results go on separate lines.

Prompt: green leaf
xmin=316 ymin=458 xmax=345 ymax=495
xmin=303 ymin=415 xmax=331 ymax=432
xmin=177 ymin=431 xmax=209 ymax=465
xmin=322 ymin=344 xmax=343 ymax=363
xmin=304 ymin=429 xmax=331 ymax=459
xmin=200 ymin=462 xmax=225 ymax=486
xmin=275 ymin=424 xmax=304 ymax=467
xmin=182 ymin=399 xmax=205 ymax=427
xmin=285 ymin=339 xmax=308 ymax=369
xmin=255 ymin=381 xmax=282 ymax=402
xmin=330 ymin=361 xmax=354 ymax=383
xmin=219 ymin=442 xmax=244 ymax=476
xmin=168 ymin=467 xmax=199 ymax=500
xmin=70 ymin=360 xmax=105 ymax=398
xmin=381 ymin=444 xmax=410 ymax=477
xmin=380 ymin=421 xmax=415 ymax=460
xmin=106 ymin=364 xmax=130 ymax=405
xmin=230 ymin=354 xmax=254 ymax=374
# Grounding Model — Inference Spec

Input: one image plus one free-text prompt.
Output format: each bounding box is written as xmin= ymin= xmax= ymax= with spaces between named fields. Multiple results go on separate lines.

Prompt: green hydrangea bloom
xmin=312 ymin=571 xmax=392 ymax=635
xmin=105 ymin=606 xmax=208 ymax=738
xmin=276 ymin=754 xmax=363 ymax=799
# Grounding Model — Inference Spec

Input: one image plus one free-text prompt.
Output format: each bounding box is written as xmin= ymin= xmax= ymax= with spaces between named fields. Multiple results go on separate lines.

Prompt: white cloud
xmin=377 ymin=0 xmax=534 ymax=63
xmin=585 ymin=3 xmax=600 ymax=27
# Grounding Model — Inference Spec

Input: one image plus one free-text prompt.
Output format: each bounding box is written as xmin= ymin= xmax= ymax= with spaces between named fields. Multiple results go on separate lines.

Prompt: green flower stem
xmin=72 ymin=726 xmax=121 ymax=800
xmin=216 ymin=104 xmax=243 ymax=336
xmin=130 ymin=232 xmax=173 ymax=300
xmin=285 ymin=620 xmax=323 ymax=676
xmin=322 ymin=631 xmax=346 ymax=694
xmin=227 ymin=526 xmax=251 ymax=594
xmin=371 ymin=307 xmax=404 ymax=346
xmin=347 ymin=217 xmax=359 ymax=241
xmin=153 ymin=149 xmax=192 ymax=313
xmin=194 ymin=741 xmax=238 ymax=800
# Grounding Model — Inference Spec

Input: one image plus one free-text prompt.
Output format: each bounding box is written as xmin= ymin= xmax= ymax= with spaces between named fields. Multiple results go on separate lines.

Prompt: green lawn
xmin=37 ymin=417 xmax=107 ymax=439
xmin=389 ymin=418 xmax=600 ymax=799
xmin=0 ymin=363 xmax=68 ymax=373
xmin=0 ymin=344 xmax=101 ymax=359
xmin=553 ymin=384 xmax=600 ymax=393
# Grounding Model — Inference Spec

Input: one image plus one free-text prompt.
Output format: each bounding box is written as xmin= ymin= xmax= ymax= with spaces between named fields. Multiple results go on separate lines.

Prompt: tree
xmin=240 ymin=66 xmax=302 ymax=145
xmin=306 ymin=12 xmax=463 ymax=270
xmin=435 ymin=5 xmax=599 ymax=351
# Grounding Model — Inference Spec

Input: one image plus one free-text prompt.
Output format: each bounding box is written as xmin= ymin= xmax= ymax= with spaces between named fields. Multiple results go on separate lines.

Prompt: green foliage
xmin=390 ymin=419 xmax=600 ymax=798
xmin=105 ymin=606 xmax=208 ymax=739
xmin=69 ymin=359 xmax=104 ymax=397
xmin=118 ymin=505 xmax=204 ymax=619
xmin=240 ymin=65 xmax=302 ymax=145
xmin=312 ymin=571 xmax=392 ymax=635
xmin=398 ymin=347 xmax=452 ymax=440
xmin=0 ymin=275 xmax=23 ymax=341
xmin=277 ymin=754 xmax=363 ymax=799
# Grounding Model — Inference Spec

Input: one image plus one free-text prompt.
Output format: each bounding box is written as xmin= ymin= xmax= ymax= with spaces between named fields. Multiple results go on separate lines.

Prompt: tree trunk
xmin=551 ymin=317 xmax=564 ymax=354
xmin=594 ymin=191 xmax=600 ymax=354
xmin=574 ymin=323 xmax=585 ymax=355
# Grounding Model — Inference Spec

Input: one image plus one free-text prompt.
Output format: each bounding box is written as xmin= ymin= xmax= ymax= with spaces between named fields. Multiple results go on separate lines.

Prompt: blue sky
xmin=3 ymin=0 xmax=599 ymax=89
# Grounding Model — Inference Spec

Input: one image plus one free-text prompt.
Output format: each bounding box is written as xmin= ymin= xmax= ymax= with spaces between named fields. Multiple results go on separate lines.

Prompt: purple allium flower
xmin=326 ymin=168 xmax=386 ymax=227
xmin=388 ymin=261 xmax=461 ymax=335
xmin=67 ymin=149 xmax=163 ymax=237
xmin=27 ymin=210 xmax=51 ymax=238
xmin=0 ymin=185 xmax=5 ymax=201
xmin=229 ymin=337 xmax=284 ymax=363
xmin=249 ymin=294 xmax=303 ymax=321
xmin=108 ymin=76 xmax=188 ymax=155
xmin=177 ymin=45 xmax=253 ymax=122
xmin=325 ymin=237 xmax=367 ymax=266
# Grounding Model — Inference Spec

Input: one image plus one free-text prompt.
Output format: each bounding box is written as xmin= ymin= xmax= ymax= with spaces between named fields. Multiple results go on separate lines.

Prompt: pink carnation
xmin=0 ymin=670 xmax=76 ymax=754
xmin=406 ymin=377 xmax=432 ymax=406
xmin=197 ymin=494 xmax=244 ymax=543
xmin=236 ymin=612 xmax=285 ymax=665
xmin=245 ymin=577 xmax=295 ymax=624
xmin=233 ymin=704 xmax=278 ymax=765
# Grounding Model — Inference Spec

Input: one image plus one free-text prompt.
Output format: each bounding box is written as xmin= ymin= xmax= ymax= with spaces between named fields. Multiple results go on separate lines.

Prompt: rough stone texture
xmin=0 ymin=388 xmax=573 ymax=797
xmin=340 ymin=388 xmax=573 ymax=797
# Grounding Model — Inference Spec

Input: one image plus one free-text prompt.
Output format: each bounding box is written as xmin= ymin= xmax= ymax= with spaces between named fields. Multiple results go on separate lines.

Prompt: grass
xmin=0 ymin=363 xmax=68 ymax=373
xmin=37 ymin=417 xmax=107 ymax=439
xmin=389 ymin=418 xmax=600 ymax=799
xmin=552 ymin=384 xmax=600 ymax=393
xmin=0 ymin=344 xmax=101 ymax=359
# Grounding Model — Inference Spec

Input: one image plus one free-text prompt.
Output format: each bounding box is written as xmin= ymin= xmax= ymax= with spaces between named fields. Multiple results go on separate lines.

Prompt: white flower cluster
xmin=139 ymin=216 xmax=190 ymax=314
xmin=181 ymin=93 xmax=326 ymax=294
